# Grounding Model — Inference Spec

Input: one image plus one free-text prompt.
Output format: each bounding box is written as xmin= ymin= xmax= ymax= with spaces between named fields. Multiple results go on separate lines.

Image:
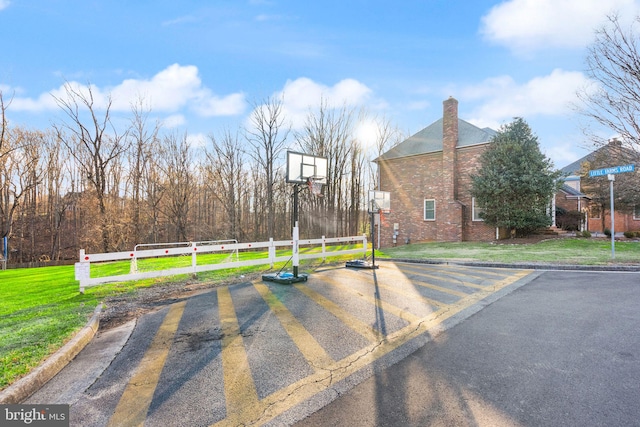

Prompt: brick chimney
xmin=442 ymin=97 xmax=458 ymax=200
xmin=438 ymin=97 xmax=463 ymax=241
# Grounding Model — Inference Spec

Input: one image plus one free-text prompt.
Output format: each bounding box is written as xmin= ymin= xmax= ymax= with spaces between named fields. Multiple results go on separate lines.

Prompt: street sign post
xmin=588 ymin=164 xmax=636 ymax=259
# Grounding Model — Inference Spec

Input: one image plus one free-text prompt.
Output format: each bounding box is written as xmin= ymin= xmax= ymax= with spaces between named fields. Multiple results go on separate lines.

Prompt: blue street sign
xmin=588 ymin=164 xmax=635 ymax=177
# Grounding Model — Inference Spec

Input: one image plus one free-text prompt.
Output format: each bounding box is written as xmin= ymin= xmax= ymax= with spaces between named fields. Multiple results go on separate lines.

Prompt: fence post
xmin=363 ymin=234 xmax=368 ymax=257
xmin=191 ymin=242 xmax=197 ymax=277
xmin=322 ymin=235 xmax=326 ymax=262
xmin=269 ymin=238 xmax=275 ymax=268
xmin=130 ymin=255 xmax=138 ymax=274
xmin=76 ymin=249 xmax=90 ymax=294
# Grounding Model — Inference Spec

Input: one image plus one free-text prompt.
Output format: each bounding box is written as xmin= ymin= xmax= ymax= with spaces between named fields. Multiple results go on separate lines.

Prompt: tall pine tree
xmin=471 ymin=118 xmax=562 ymax=237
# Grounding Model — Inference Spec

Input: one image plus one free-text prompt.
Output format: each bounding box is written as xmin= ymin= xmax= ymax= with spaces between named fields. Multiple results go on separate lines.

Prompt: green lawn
xmin=1 ymin=237 xmax=638 ymax=392
xmin=377 ymin=237 xmax=640 ymax=265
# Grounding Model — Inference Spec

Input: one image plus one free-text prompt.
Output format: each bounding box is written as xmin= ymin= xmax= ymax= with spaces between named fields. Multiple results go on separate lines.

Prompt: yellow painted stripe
xmin=440 ymin=264 xmax=515 ymax=279
xmin=212 ymin=269 xmax=536 ymax=427
xmin=293 ymin=283 xmax=380 ymax=342
xmin=375 ymin=263 xmax=469 ymax=297
xmin=396 ymin=266 xmax=488 ymax=290
xmin=411 ymin=279 xmax=469 ymax=297
xmin=218 ymin=286 xmax=259 ymax=418
xmin=318 ymin=274 xmax=421 ymax=324
xmin=401 ymin=262 xmax=511 ymax=279
xmin=108 ymin=301 xmax=187 ymax=427
xmin=253 ymin=282 xmax=335 ymax=370
xmin=335 ymin=268 xmax=445 ymax=308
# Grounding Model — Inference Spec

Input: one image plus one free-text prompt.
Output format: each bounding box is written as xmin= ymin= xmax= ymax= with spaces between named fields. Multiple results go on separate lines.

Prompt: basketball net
xmin=307 ymin=176 xmax=324 ymax=197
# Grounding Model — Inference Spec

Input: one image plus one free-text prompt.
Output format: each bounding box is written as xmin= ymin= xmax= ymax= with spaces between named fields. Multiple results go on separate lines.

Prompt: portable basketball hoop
xmin=346 ymin=190 xmax=391 ymax=270
xmin=263 ymin=151 xmax=328 ymax=284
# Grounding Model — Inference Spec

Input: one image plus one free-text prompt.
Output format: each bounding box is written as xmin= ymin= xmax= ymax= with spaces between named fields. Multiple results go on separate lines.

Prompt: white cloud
xmin=544 ymin=141 xmax=587 ymax=166
xmin=480 ymin=0 xmax=640 ymax=51
xmin=461 ymin=69 xmax=591 ymax=127
xmin=273 ymin=77 xmax=373 ymax=128
xmin=161 ymin=114 xmax=186 ymax=128
xmin=9 ymin=64 xmax=246 ymax=117
xmin=0 ymin=1 xmax=9 ymax=11
xmin=193 ymin=92 xmax=246 ymax=117
xmin=186 ymin=132 xmax=208 ymax=148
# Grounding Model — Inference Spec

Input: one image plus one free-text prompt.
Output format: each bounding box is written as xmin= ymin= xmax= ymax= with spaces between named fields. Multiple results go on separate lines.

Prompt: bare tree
xmin=366 ymin=115 xmax=404 ymax=190
xmin=296 ymin=99 xmax=356 ymax=237
xmin=577 ymin=14 xmax=640 ymax=208
xmin=157 ymin=132 xmax=193 ymax=242
xmin=577 ymin=14 xmax=640 ymax=151
xmin=127 ymin=98 xmax=161 ymax=244
xmin=245 ymin=96 xmax=290 ymax=240
xmin=142 ymin=152 xmax=165 ymax=243
xmin=0 ymin=93 xmax=46 ymax=262
xmin=53 ymin=83 xmax=130 ymax=252
xmin=205 ymin=129 xmax=247 ymax=241
xmin=44 ymin=132 xmax=74 ymax=261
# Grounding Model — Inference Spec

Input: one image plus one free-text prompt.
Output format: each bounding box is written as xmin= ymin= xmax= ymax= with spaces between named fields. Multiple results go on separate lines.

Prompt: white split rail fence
xmin=75 ymin=235 xmax=367 ymax=293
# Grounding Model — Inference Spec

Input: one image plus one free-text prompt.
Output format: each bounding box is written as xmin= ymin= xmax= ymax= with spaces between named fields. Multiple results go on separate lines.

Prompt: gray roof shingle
xmin=376 ymin=118 xmax=497 ymax=161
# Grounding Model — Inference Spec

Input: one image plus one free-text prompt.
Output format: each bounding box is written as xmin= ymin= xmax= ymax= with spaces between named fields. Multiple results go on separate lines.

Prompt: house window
xmin=634 ymin=205 xmax=640 ymax=220
xmin=472 ymin=197 xmax=484 ymax=221
xmin=591 ymin=205 xmax=601 ymax=219
xmin=424 ymin=199 xmax=436 ymax=221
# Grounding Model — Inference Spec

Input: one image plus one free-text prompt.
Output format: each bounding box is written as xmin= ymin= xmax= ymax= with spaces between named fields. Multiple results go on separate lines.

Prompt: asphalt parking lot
xmin=295 ymin=269 xmax=640 ymax=427
xmin=25 ymin=263 xmax=640 ymax=426
xmin=27 ymin=262 xmax=536 ymax=426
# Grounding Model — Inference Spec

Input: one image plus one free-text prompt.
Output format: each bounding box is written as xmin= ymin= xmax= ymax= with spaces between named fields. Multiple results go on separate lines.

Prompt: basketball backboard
xmin=286 ymin=151 xmax=328 ymax=184
xmin=368 ymin=190 xmax=391 ymax=213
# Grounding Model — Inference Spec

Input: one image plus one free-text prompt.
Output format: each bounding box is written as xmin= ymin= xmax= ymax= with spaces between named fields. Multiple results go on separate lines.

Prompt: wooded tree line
xmin=0 ymin=87 xmax=401 ymax=264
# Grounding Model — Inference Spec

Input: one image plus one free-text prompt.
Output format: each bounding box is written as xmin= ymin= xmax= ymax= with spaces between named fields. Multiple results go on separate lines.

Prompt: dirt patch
xmin=99 ymin=272 xmax=264 ymax=330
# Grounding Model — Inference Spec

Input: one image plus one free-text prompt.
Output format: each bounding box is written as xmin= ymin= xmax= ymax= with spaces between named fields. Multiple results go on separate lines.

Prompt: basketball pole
xmin=293 ymin=183 xmax=300 ymax=278
xmin=370 ymin=199 xmax=377 ymax=268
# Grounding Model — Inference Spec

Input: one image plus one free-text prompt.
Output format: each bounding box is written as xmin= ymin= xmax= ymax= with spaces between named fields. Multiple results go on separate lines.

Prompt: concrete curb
xmin=0 ymin=303 xmax=103 ymax=404
xmin=381 ymin=258 xmax=640 ymax=272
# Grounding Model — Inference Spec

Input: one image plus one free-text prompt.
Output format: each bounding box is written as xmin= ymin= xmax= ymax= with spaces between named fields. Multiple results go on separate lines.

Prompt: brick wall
xmin=377 ymin=143 xmax=496 ymax=246
xmin=378 ymin=152 xmax=444 ymax=246
xmin=587 ymin=209 xmax=640 ymax=233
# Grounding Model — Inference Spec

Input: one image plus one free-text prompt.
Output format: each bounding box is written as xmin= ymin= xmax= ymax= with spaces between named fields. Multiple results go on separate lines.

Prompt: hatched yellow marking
xmin=375 ymin=262 xmax=470 ymax=298
xmin=395 ymin=265 xmax=488 ymax=290
xmin=218 ymin=286 xmax=259 ymax=418
xmin=212 ymin=268 xmax=535 ymax=427
xmin=293 ymin=283 xmax=380 ymax=342
xmin=335 ymin=268 xmax=446 ymax=308
xmin=401 ymin=262 xmax=513 ymax=279
xmin=253 ymin=282 xmax=335 ymax=370
xmin=408 ymin=277 xmax=469 ymax=298
xmin=318 ymin=274 xmax=422 ymax=324
xmin=108 ymin=300 xmax=187 ymax=427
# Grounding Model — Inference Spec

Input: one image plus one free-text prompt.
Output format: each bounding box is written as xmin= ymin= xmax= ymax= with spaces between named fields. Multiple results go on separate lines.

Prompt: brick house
xmin=374 ymin=97 xmax=499 ymax=246
xmin=555 ymin=139 xmax=640 ymax=234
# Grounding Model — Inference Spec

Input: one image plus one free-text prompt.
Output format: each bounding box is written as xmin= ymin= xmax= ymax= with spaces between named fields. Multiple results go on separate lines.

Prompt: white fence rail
xmin=75 ymin=235 xmax=367 ymax=292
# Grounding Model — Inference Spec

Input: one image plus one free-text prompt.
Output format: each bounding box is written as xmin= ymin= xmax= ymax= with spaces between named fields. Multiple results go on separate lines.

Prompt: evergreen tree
xmin=471 ymin=118 xmax=562 ymax=237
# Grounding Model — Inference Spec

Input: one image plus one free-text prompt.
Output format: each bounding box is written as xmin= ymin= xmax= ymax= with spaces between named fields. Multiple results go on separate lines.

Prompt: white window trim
xmin=472 ymin=197 xmax=484 ymax=222
xmin=424 ymin=199 xmax=436 ymax=221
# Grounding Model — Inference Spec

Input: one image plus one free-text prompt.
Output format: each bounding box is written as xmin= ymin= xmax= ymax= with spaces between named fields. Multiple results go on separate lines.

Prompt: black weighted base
xmin=262 ymin=272 xmax=309 ymax=284
xmin=345 ymin=259 xmax=379 ymax=269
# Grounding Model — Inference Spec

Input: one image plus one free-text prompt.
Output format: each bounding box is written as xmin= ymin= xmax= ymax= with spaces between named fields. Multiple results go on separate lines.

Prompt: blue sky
xmin=1 ymin=0 xmax=639 ymax=167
